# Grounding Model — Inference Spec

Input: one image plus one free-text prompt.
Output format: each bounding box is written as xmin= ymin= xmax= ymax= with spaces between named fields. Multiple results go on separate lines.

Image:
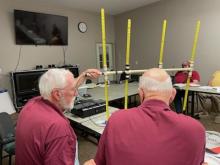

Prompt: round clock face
xmin=78 ymin=22 xmax=87 ymax=33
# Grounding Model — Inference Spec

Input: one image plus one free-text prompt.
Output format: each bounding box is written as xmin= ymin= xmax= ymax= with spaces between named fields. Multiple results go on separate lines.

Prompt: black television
xmin=14 ymin=9 xmax=68 ymax=45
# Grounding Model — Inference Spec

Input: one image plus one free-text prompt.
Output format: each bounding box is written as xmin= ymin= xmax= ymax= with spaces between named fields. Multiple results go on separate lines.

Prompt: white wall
xmin=114 ymin=0 xmax=220 ymax=84
xmin=0 ymin=0 xmax=115 ymax=94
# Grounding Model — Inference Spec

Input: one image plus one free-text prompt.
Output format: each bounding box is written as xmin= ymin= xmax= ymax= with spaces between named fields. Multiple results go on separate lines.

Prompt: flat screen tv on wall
xmin=14 ymin=9 xmax=68 ymax=45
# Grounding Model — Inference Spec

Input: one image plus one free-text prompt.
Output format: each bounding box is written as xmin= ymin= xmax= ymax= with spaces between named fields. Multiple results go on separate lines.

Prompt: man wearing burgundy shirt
xmin=85 ymin=68 xmax=205 ymax=165
xmin=174 ymin=61 xmax=200 ymax=113
xmin=15 ymin=68 xmax=101 ymax=165
xmin=174 ymin=61 xmax=200 ymax=84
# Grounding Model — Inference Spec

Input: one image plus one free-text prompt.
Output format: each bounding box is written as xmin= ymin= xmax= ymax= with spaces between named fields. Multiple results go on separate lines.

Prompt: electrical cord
xmin=14 ymin=46 xmax=22 ymax=71
xmin=62 ymin=46 xmax=67 ymax=65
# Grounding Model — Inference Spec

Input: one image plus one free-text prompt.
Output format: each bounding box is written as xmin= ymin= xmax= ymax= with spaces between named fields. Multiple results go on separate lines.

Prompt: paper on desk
xmin=199 ymin=86 xmax=220 ymax=92
xmin=199 ymin=86 xmax=214 ymax=90
xmin=205 ymin=153 xmax=220 ymax=165
xmin=189 ymin=83 xmax=200 ymax=87
xmin=173 ymin=83 xmax=186 ymax=87
xmin=213 ymin=87 xmax=220 ymax=93
xmin=206 ymin=131 xmax=220 ymax=156
xmin=173 ymin=83 xmax=200 ymax=87
xmin=95 ymin=119 xmax=106 ymax=127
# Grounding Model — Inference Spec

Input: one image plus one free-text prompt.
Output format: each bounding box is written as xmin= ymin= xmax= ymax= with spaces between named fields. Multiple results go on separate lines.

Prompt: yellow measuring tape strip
xmin=124 ymin=19 xmax=132 ymax=109
xmin=101 ymin=8 xmax=110 ymax=119
xmin=183 ymin=21 xmax=201 ymax=111
xmin=159 ymin=20 xmax=167 ymax=69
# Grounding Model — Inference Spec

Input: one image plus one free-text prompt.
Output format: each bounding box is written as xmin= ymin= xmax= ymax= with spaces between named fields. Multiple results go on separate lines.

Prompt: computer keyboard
xmin=71 ymin=99 xmax=106 ymax=118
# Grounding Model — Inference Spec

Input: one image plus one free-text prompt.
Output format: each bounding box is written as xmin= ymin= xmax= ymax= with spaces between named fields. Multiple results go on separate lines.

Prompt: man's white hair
xmin=39 ymin=68 xmax=72 ymax=100
xmin=139 ymin=76 xmax=172 ymax=91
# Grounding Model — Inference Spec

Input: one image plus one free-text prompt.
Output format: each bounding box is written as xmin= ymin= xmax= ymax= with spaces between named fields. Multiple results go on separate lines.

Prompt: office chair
xmin=0 ymin=112 xmax=15 ymax=165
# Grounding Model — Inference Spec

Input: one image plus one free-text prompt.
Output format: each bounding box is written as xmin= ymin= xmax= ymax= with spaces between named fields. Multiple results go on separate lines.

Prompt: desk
xmin=65 ymin=82 xmax=139 ymax=138
xmin=87 ymin=82 xmax=139 ymax=101
xmin=81 ymin=111 xmax=113 ymax=135
xmin=65 ymin=106 xmax=118 ymax=124
xmin=65 ymin=106 xmax=118 ymax=139
xmin=174 ymin=85 xmax=220 ymax=117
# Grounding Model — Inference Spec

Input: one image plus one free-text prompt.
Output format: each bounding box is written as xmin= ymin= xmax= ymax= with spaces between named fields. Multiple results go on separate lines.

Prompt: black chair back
xmin=0 ymin=112 xmax=15 ymax=165
xmin=0 ymin=113 xmax=15 ymax=144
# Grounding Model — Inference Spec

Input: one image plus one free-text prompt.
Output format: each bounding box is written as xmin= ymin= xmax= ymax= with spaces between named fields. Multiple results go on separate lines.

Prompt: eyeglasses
xmin=54 ymin=86 xmax=78 ymax=95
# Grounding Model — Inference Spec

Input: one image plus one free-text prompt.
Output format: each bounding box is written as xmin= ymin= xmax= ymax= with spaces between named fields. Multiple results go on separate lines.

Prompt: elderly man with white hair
xmin=15 ymin=68 xmax=101 ymax=165
xmin=90 ymin=68 xmax=205 ymax=165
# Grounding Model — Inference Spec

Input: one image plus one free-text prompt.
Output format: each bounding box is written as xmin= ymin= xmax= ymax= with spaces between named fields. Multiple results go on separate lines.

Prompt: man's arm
xmin=84 ymin=159 xmax=96 ymax=165
xmin=44 ymin=135 xmax=76 ymax=165
xmin=192 ymin=79 xmax=199 ymax=84
xmin=75 ymin=69 xmax=101 ymax=88
xmin=191 ymin=71 xmax=200 ymax=83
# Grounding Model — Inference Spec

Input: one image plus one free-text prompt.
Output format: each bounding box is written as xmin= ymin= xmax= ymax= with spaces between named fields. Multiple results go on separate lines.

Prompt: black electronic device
xmin=71 ymin=99 xmax=106 ymax=118
xmin=11 ymin=69 xmax=47 ymax=97
xmin=11 ymin=69 xmax=47 ymax=109
xmin=14 ymin=9 xmax=68 ymax=45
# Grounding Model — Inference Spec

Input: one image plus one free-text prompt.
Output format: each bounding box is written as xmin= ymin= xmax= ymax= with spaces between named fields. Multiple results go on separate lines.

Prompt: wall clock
xmin=78 ymin=22 xmax=87 ymax=33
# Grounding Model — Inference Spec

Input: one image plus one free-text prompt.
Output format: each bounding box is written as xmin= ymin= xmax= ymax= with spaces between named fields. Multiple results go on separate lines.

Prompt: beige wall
xmin=2 ymin=0 xmax=220 ymax=96
xmin=115 ymin=0 xmax=220 ymax=84
xmin=0 ymin=0 xmax=115 ymax=94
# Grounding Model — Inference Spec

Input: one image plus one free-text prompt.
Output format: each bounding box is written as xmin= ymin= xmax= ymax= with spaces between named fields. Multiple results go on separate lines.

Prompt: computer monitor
xmin=11 ymin=69 xmax=47 ymax=96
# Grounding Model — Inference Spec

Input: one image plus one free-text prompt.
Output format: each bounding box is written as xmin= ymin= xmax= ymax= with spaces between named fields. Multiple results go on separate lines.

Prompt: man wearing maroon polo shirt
xmin=174 ymin=61 xmax=200 ymax=113
xmin=89 ymin=68 xmax=205 ymax=165
xmin=15 ymin=68 xmax=101 ymax=165
xmin=174 ymin=61 xmax=200 ymax=84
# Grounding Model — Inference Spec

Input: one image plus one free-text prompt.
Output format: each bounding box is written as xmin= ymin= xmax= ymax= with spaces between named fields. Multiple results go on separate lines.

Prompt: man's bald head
xmin=142 ymin=68 xmax=170 ymax=82
xmin=139 ymin=68 xmax=172 ymax=91
xmin=138 ymin=68 xmax=175 ymax=105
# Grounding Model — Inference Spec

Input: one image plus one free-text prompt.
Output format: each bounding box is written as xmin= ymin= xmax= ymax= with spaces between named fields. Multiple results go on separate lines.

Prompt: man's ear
xmin=138 ymin=88 xmax=144 ymax=103
xmin=51 ymin=89 xmax=61 ymax=101
xmin=169 ymin=88 xmax=176 ymax=104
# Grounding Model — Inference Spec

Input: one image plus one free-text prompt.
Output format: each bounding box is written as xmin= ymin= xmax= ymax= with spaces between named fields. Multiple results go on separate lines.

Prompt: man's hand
xmin=83 ymin=159 xmax=96 ymax=165
xmin=84 ymin=69 xmax=102 ymax=79
xmin=202 ymin=162 xmax=208 ymax=165
xmin=75 ymin=69 xmax=101 ymax=88
xmin=192 ymin=79 xmax=199 ymax=84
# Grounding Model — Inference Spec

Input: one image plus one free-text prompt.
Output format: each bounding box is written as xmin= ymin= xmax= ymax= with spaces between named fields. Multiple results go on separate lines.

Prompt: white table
xmin=80 ymin=108 xmax=119 ymax=135
xmin=65 ymin=106 xmax=118 ymax=139
xmin=174 ymin=84 xmax=220 ymax=95
xmin=65 ymin=82 xmax=139 ymax=138
xmin=65 ymin=106 xmax=118 ymax=124
xmin=174 ymin=84 xmax=220 ymax=117
xmin=87 ymin=82 xmax=139 ymax=101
